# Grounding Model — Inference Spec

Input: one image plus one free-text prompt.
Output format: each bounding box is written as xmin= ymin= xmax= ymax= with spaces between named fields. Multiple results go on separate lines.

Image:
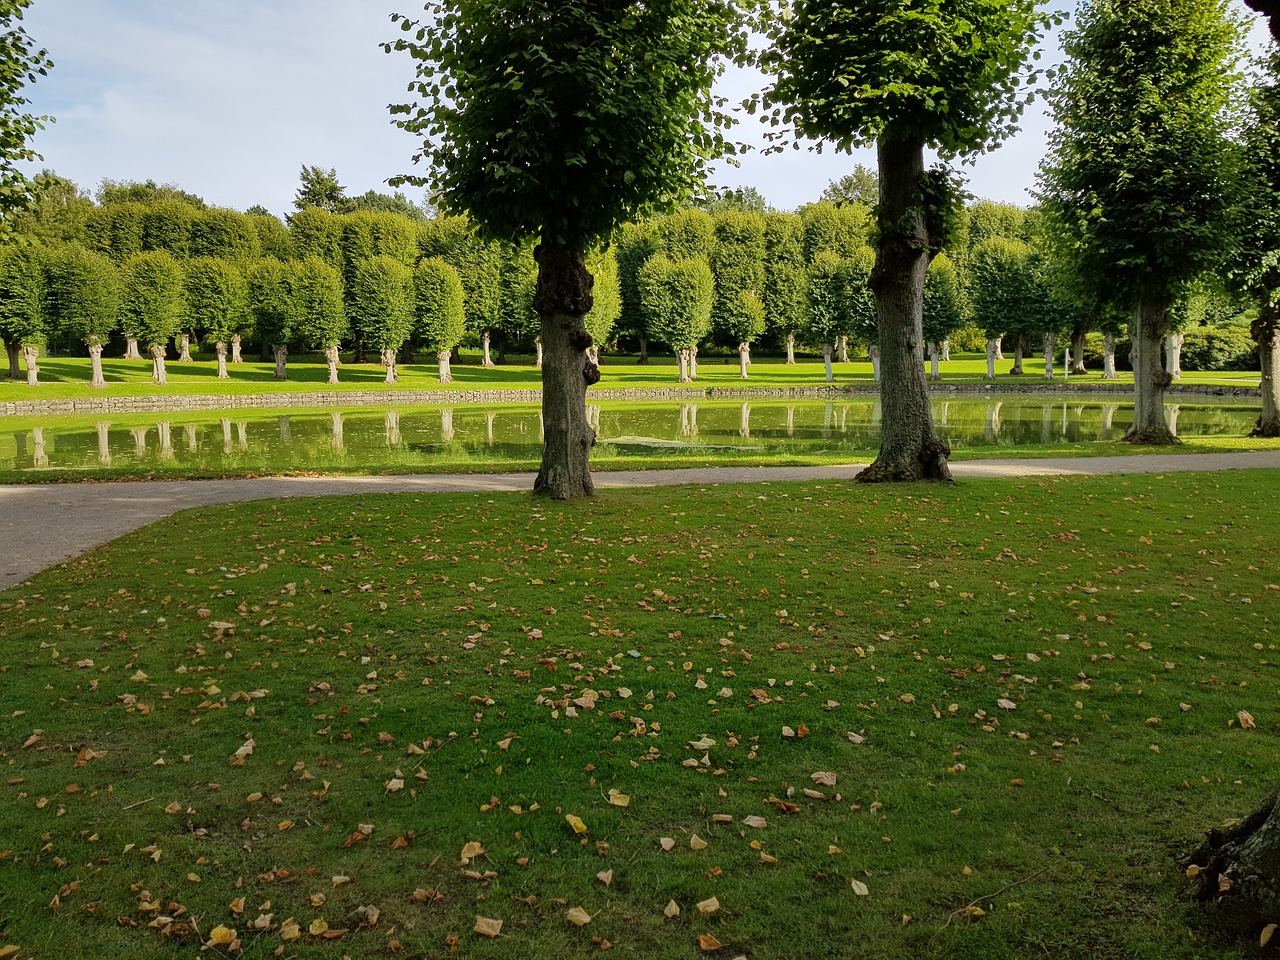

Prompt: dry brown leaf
xmin=697 ymin=933 xmax=723 ymax=951
xmin=660 ymin=837 xmax=675 ymax=852
xmin=810 ymin=771 xmax=837 ymax=787
xmin=460 ymin=841 xmax=485 ymax=861
xmin=566 ymin=906 xmax=592 ymax=927
xmin=1237 ymin=710 xmax=1256 ymax=730
xmin=473 ymin=916 xmax=503 ymax=938
xmin=742 ymin=815 xmax=767 ymax=829
xmin=664 ymin=900 xmax=680 ymax=919
xmin=279 ymin=919 xmax=301 ymax=941
xmin=597 ymin=869 xmax=613 ymax=887
xmin=207 ymin=925 xmax=236 ymax=946
xmin=690 ymin=834 xmax=708 ymax=851
xmin=850 ymin=879 xmax=869 ymax=897
xmin=696 ymin=896 xmax=720 ymax=916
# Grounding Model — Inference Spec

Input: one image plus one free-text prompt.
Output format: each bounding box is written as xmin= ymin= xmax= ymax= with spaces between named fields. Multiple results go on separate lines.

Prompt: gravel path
xmin=2 ymin=450 xmax=1278 ymax=592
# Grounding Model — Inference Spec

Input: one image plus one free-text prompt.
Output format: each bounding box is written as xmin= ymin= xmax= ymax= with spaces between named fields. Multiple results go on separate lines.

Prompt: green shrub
xmin=1180 ymin=327 xmax=1257 ymax=372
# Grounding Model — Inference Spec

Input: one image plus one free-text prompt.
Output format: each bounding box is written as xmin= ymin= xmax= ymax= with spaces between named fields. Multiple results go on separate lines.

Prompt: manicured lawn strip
xmin=0 ymin=473 xmax=1276 ymax=959
xmin=0 ymin=352 xmax=1262 ymax=402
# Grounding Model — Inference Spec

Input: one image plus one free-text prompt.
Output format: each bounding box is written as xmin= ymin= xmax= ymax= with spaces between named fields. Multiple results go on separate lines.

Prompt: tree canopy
xmin=0 ymin=0 xmax=52 ymax=243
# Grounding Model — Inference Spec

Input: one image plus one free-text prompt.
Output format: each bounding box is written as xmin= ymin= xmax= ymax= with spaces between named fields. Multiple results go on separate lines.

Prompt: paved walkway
xmin=2 ymin=450 xmax=1278 ymax=593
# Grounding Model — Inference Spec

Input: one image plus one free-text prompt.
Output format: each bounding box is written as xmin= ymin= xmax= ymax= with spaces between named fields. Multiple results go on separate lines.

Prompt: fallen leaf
xmin=697 ymin=933 xmax=723 ymax=951
xmin=1237 ymin=710 xmax=1256 ymax=730
xmin=664 ymin=900 xmax=680 ymax=919
xmin=696 ymin=896 xmax=720 ymax=916
xmin=607 ymin=790 xmax=630 ymax=808
xmin=207 ymin=925 xmax=236 ymax=946
xmin=597 ymin=870 xmax=613 ymax=887
xmin=460 ymin=841 xmax=484 ymax=861
xmin=473 ymin=916 xmax=503 ymax=938
xmin=742 ymin=815 xmax=767 ymax=829
xmin=1261 ymin=923 xmax=1277 ymax=948
xmin=566 ymin=906 xmax=592 ymax=927
xmin=850 ymin=879 xmax=869 ymax=896
xmin=566 ymin=814 xmax=589 ymax=835
xmin=690 ymin=834 xmax=708 ymax=851
xmin=660 ymin=837 xmax=675 ymax=851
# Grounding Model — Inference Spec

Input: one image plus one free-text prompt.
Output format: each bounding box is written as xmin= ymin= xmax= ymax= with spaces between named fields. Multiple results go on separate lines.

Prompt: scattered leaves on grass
xmin=474 ymin=916 xmax=503 ymax=938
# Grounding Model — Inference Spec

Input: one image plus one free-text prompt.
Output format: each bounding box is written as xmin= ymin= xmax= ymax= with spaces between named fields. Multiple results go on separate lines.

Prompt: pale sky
xmin=17 ymin=1 xmax=1269 ymax=218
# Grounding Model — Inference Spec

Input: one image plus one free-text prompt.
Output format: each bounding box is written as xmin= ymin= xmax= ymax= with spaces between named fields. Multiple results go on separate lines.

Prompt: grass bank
xmin=0 ymin=472 xmax=1276 ymax=958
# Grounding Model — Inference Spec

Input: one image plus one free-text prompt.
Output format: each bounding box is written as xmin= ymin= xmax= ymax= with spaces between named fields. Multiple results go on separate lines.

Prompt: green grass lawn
xmin=0 ymin=351 xmax=1263 ymax=402
xmin=0 ymin=472 xmax=1276 ymax=958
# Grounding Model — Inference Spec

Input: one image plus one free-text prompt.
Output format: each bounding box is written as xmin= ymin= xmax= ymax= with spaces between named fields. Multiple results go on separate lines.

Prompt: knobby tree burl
xmin=387 ymin=0 xmax=751 ymax=499
xmin=762 ymin=0 xmax=1055 ymax=482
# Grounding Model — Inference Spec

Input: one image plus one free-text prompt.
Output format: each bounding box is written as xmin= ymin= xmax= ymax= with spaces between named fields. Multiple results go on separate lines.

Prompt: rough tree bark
xmin=88 ymin=343 xmax=107 ymax=388
xmin=785 ymin=332 xmax=796 ymax=364
xmin=382 ymin=347 xmax=399 ymax=384
xmin=1071 ymin=324 xmax=1089 ymax=375
xmin=837 ymin=335 xmax=849 ymax=363
xmin=1103 ymin=332 xmax=1118 ymax=379
xmin=822 ymin=343 xmax=834 ymax=382
xmin=1043 ymin=333 xmax=1056 ymax=380
xmin=532 ymin=243 xmax=597 ymax=500
xmin=535 ymin=337 xmax=544 ymax=369
xmin=985 ymin=338 xmax=998 ymax=380
xmin=1126 ymin=292 xmax=1178 ymax=444
xmin=22 ymin=345 xmax=38 ymax=386
xmin=1253 ymin=303 xmax=1280 ymax=436
xmin=124 ymin=338 xmax=142 ymax=360
xmin=149 ymin=344 xmax=168 ymax=385
xmin=869 ymin=343 xmax=881 ymax=382
xmin=481 ymin=330 xmax=495 ymax=368
xmin=4 ymin=338 xmax=18 ymax=379
xmin=323 ymin=345 xmax=340 ymax=385
xmin=437 ymin=348 xmax=454 ymax=384
xmin=857 ymin=137 xmax=951 ymax=483
xmin=272 ymin=344 xmax=288 ymax=380
xmin=231 ymin=333 xmax=243 ymax=364
xmin=215 ymin=342 xmax=230 ymax=379
xmin=177 ymin=333 xmax=194 ymax=362
xmin=1187 ymin=783 xmax=1280 ymax=930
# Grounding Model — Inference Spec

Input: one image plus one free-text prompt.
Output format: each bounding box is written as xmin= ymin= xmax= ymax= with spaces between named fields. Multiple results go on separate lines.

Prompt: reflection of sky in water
xmin=1 ymin=398 xmax=1260 ymax=473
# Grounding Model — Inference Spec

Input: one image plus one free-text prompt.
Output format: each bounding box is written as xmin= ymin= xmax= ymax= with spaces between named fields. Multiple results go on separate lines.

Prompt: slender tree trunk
xmin=986 ymin=338 xmax=998 ymax=380
xmin=532 ymin=243 xmax=596 ymax=500
xmin=637 ymin=334 xmax=649 ymax=365
xmin=1103 ymin=333 xmax=1118 ymax=379
xmin=941 ymin=338 xmax=951 ymax=362
xmin=215 ymin=342 xmax=229 ymax=379
xmin=869 ymin=343 xmax=881 ymax=382
xmin=331 ymin=411 xmax=344 ymax=449
xmin=4 ymin=338 xmax=19 ymax=379
xmin=150 ymin=344 xmax=168 ymax=385
xmin=587 ymin=344 xmax=600 ymax=365
xmin=272 ymin=344 xmax=288 ymax=380
xmin=382 ymin=347 xmax=399 ymax=383
xmin=738 ymin=342 xmax=750 ymax=379
xmin=739 ymin=401 xmax=751 ymax=437
xmin=437 ymin=348 xmax=454 ymax=384
xmin=1126 ymin=293 xmax=1177 ymax=444
xmin=689 ymin=344 xmax=699 ymax=380
xmin=535 ymin=336 xmax=544 ymax=370
xmin=1070 ymin=325 xmax=1089 ymax=375
xmin=928 ymin=341 xmax=940 ymax=380
xmin=1252 ymin=303 xmax=1280 ymax=437
xmin=1043 ymin=333 xmax=1056 ymax=380
xmin=324 ymin=345 xmax=340 ymax=385
xmin=677 ymin=348 xmax=690 ymax=382
xmin=784 ymin=332 xmax=796 ymax=364
xmin=822 ymin=343 xmax=834 ymax=382
xmin=1187 ymin=783 xmax=1280 ymax=928
xmin=88 ymin=342 xmax=107 ymax=388
xmin=124 ymin=337 xmax=142 ymax=360
xmin=858 ymin=136 xmax=951 ymax=483
xmin=230 ymin=333 xmax=242 ymax=364
xmin=1009 ymin=338 xmax=1025 ymax=375
xmin=995 ymin=336 xmax=1005 ymax=360
xmin=177 ymin=332 xmax=193 ymax=362
xmin=22 ymin=345 xmax=39 ymax=386
xmin=1164 ymin=331 xmax=1185 ymax=380
xmin=481 ymin=329 xmax=495 ymax=368
xmin=837 ymin=335 xmax=849 ymax=363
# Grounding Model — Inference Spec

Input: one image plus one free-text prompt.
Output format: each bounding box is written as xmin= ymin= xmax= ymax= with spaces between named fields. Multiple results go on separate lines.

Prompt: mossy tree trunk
xmin=1188 ymin=783 xmax=1280 ymax=929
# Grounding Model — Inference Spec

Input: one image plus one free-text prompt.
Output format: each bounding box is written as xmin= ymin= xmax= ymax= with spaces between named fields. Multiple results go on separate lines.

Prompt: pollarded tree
xmin=248 ymin=212 xmax=293 ymax=261
xmin=183 ymin=258 xmax=250 ymax=379
xmin=804 ymin=250 xmax=849 ymax=382
xmin=1037 ymin=0 xmax=1244 ymax=443
xmin=141 ymin=200 xmax=194 ymax=258
xmin=389 ymin=0 xmax=752 ymax=498
xmin=800 ymin=201 xmax=871 ymax=263
xmin=419 ymin=215 xmax=504 ymax=367
xmin=291 ymin=256 xmax=347 ymax=384
xmin=584 ymin=247 xmax=621 ymax=365
xmin=247 ymin=257 xmax=294 ymax=379
xmin=967 ymin=237 xmax=1040 ymax=378
xmin=0 ymin=243 xmax=46 ymax=383
xmin=712 ymin=209 xmax=767 ymax=377
xmin=0 ymin=0 xmax=53 ymax=247
xmin=763 ymin=212 xmax=807 ymax=363
xmin=190 ymin=209 xmax=260 ymax=261
xmin=289 ymin=206 xmax=344 ymax=267
xmin=661 ymin=208 xmax=717 ymax=262
xmin=639 ymin=254 xmax=714 ymax=382
xmin=922 ymin=252 xmax=968 ymax=379
xmin=121 ymin=250 xmax=184 ymax=385
xmin=615 ymin=221 xmax=661 ymax=362
xmin=764 ymin=0 xmax=1055 ymax=481
xmin=354 ymin=255 xmax=415 ymax=383
xmin=46 ymin=244 xmax=119 ymax=387
xmin=341 ymin=211 xmax=419 ymax=361
xmin=414 ymin=256 xmax=466 ymax=383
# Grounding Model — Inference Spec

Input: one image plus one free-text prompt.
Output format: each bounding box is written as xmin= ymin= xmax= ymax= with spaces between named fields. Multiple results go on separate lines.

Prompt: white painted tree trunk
xmin=150 ymin=344 xmax=168 ymax=384
xmin=1043 ymin=333 xmax=1055 ymax=380
xmin=785 ymin=333 xmax=796 ymax=364
xmin=739 ymin=342 xmax=750 ymax=380
xmin=1102 ymin=333 xmax=1118 ymax=379
xmin=689 ymin=345 xmax=699 ymax=380
xmin=994 ymin=336 xmax=1004 ymax=360
xmin=985 ymin=338 xmax=998 ymax=380
xmin=481 ymin=329 xmax=495 ymax=368
xmin=22 ymin=345 xmax=38 ymax=386
xmin=822 ymin=343 xmax=834 ymax=382
xmin=1164 ymin=331 xmax=1185 ymax=380
xmin=1167 ymin=404 xmax=1181 ymax=436
xmin=215 ymin=342 xmax=229 ymax=379
xmin=437 ymin=348 xmax=453 ymax=384
xmin=382 ymin=347 xmax=399 ymax=384
xmin=324 ymin=345 xmax=340 ymax=385
xmin=124 ymin=338 xmax=142 ymax=360
xmin=677 ymin=349 xmax=690 ymax=383
xmin=272 ymin=344 xmax=288 ymax=380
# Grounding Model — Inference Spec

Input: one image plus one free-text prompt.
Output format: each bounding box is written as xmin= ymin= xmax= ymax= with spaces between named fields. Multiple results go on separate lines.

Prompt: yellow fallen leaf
xmin=309 ymin=918 xmax=328 ymax=936
xmin=229 ymin=896 xmax=245 ymax=914
xmin=473 ymin=916 xmax=503 ymax=937
xmin=760 ymin=852 xmax=778 ymax=864
xmin=0 ymin=947 xmax=19 ymax=959
xmin=566 ymin=814 xmax=588 ymax=835
xmin=850 ymin=879 xmax=869 ymax=896
xmin=810 ymin=771 xmax=837 ymax=787
xmin=696 ymin=896 xmax=720 ymax=916
xmin=207 ymin=925 xmax=236 ymax=946
xmin=664 ymin=900 xmax=680 ymax=919
xmin=331 ymin=875 xmax=351 ymax=887
xmin=690 ymin=834 xmax=708 ymax=851
xmin=566 ymin=906 xmax=592 ymax=926
xmin=965 ymin=905 xmax=986 ymax=919
xmin=279 ymin=919 xmax=301 ymax=941
xmin=607 ymin=790 xmax=630 ymax=808
xmin=697 ymin=933 xmax=723 ymax=951
xmin=1237 ymin=710 xmax=1256 ymax=730
xmin=164 ymin=801 xmax=181 ymax=815
xmin=460 ymin=841 xmax=485 ymax=860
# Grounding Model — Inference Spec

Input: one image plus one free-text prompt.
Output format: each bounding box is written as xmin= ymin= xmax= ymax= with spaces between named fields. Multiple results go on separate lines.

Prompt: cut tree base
xmin=856 ymin=438 xmax=953 ymax=483
xmin=1186 ymin=784 xmax=1280 ymax=930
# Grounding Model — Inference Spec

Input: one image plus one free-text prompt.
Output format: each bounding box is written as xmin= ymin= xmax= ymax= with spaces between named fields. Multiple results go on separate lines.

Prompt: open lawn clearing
xmin=0 ymin=473 xmax=1277 ymax=959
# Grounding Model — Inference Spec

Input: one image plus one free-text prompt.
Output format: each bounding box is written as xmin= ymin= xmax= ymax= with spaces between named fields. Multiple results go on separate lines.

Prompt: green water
xmin=0 ymin=397 xmax=1259 ymax=474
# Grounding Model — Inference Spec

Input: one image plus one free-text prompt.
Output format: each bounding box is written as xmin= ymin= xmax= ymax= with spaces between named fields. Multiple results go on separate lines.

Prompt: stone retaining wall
xmin=0 ymin=380 xmax=1261 ymax=417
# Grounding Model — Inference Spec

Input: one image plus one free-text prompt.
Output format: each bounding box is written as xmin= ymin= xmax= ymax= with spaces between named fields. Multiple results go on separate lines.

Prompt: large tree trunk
xmin=4 ymin=338 xmax=19 ymax=379
xmin=738 ymin=342 xmax=750 ymax=380
xmin=382 ymin=347 xmax=399 ymax=384
xmin=837 ymin=335 xmax=849 ymax=363
xmin=785 ymin=332 xmax=796 ymax=364
xmin=637 ymin=333 xmax=649 ymax=365
xmin=437 ymin=348 xmax=454 ymax=384
xmin=857 ymin=136 xmax=951 ymax=483
xmin=1252 ymin=302 xmax=1280 ymax=437
xmin=1164 ymin=331 xmax=1185 ymax=380
xmin=985 ymin=338 xmax=998 ymax=380
xmin=1009 ymin=338 xmax=1025 ymax=375
xmin=215 ymin=342 xmax=229 ymax=379
xmin=124 ymin=337 xmax=142 ymax=360
xmin=1187 ymin=783 xmax=1280 ymax=929
xmin=324 ymin=345 xmax=340 ymax=385
xmin=1103 ymin=332 xmax=1118 ymax=379
xmin=88 ymin=343 xmax=107 ymax=388
xmin=481 ymin=329 xmax=495 ymax=368
xmin=1126 ymin=293 xmax=1178 ymax=444
xmin=177 ymin=332 xmax=194 ymax=362
xmin=22 ymin=345 xmax=39 ymax=386
xmin=149 ymin=344 xmax=168 ymax=385
xmin=1071 ymin=325 xmax=1089 ymax=375
xmin=272 ymin=344 xmax=288 ymax=380
xmin=532 ymin=244 xmax=596 ymax=500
